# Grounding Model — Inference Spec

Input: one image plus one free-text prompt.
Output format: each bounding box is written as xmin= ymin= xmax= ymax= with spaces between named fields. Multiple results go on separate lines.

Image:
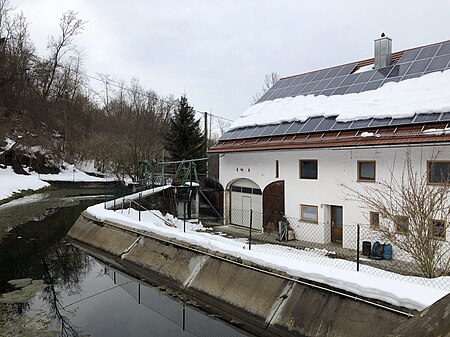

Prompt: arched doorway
xmin=263 ymin=181 xmax=285 ymax=232
xmin=229 ymin=178 xmax=263 ymax=230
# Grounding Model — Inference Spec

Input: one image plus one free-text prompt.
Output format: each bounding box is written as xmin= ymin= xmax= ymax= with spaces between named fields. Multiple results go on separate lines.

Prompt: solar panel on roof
xmin=382 ymin=76 xmax=401 ymax=85
xmin=255 ymin=41 xmax=450 ymax=105
xmin=320 ymin=88 xmax=336 ymax=96
xmin=331 ymin=121 xmax=352 ymax=130
xmin=398 ymin=49 xmax=420 ymax=63
xmin=272 ymin=122 xmax=295 ymax=135
xmin=387 ymin=62 xmax=412 ymax=77
xmin=370 ymin=66 xmax=392 ymax=81
xmin=302 ymin=81 xmax=320 ymax=93
xmin=332 ymin=86 xmax=350 ymax=95
xmin=370 ymin=118 xmax=392 ymax=127
xmin=279 ymin=85 xmax=296 ymax=97
xmin=285 ymin=120 xmax=306 ymax=134
xmin=325 ymin=66 xmax=344 ymax=79
xmin=402 ymin=73 xmax=421 ymax=81
xmin=405 ymin=58 xmax=431 ymax=75
xmin=351 ymin=119 xmax=372 ymax=128
xmin=414 ymin=113 xmax=442 ymax=123
xmin=437 ymin=42 xmax=450 ymax=56
xmin=346 ymin=83 xmax=365 ymax=94
xmin=287 ymin=75 xmax=304 ymax=87
xmin=311 ymin=68 xmax=331 ymax=82
xmin=313 ymin=78 xmax=333 ymax=91
xmin=390 ymin=117 xmax=414 ymax=125
xmin=301 ymin=116 xmax=324 ymax=132
xmin=337 ymin=63 xmax=358 ymax=77
xmin=426 ymin=54 xmax=450 ymax=72
xmin=326 ymin=76 xmax=346 ymax=89
xmin=340 ymin=73 xmax=360 ymax=86
xmin=416 ymin=45 xmax=440 ymax=60
xmin=315 ymin=117 xmax=337 ymax=131
xmin=354 ymin=70 xmax=375 ymax=84
xmin=362 ymin=80 xmax=382 ymax=91
xmin=255 ymin=91 xmax=271 ymax=103
xmin=219 ymin=131 xmax=232 ymax=141
xmin=260 ymin=124 xmax=280 ymax=137
xmin=226 ymin=128 xmax=246 ymax=140
xmin=301 ymin=72 xmax=318 ymax=84
xmin=251 ymin=125 xmax=269 ymax=138
xmin=237 ymin=126 xmax=258 ymax=139
xmin=280 ymin=77 xmax=297 ymax=88
xmin=270 ymin=80 xmax=284 ymax=91
xmin=441 ymin=112 xmax=450 ymax=121
xmin=288 ymin=84 xmax=307 ymax=97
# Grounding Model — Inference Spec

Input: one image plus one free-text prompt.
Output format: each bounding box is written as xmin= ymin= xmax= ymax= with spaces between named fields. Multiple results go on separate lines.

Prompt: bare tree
xmin=252 ymin=72 xmax=280 ymax=104
xmin=342 ymin=151 xmax=450 ymax=278
xmin=42 ymin=10 xmax=86 ymax=100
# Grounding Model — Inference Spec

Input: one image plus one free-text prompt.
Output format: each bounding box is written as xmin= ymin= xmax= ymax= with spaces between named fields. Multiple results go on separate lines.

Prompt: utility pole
xmin=204 ymin=111 xmax=208 ymax=177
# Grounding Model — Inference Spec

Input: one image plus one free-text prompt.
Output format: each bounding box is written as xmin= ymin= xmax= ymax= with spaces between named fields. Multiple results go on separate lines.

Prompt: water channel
xmin=0 ymin=184 xmax=254 ymax=337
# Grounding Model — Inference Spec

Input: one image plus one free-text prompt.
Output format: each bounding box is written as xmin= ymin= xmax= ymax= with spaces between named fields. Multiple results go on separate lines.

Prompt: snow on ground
xmin=115 ymin=208 xmax=205 ymax=232
xmin=38 ymin=164 xmax=115 ymax=182
xmin=0 ymin=163 xmax=117 ymax=201
xmin=86 ymin=202 xmax=450 ymax=311
xmin=230 ymin=69 xmax=450 ymax=129
xmin=0 ymin=166 xmax=49 ymax=201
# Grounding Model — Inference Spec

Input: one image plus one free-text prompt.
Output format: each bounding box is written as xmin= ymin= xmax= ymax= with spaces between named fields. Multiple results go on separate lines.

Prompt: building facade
xmin=210 ymin=38 xmax=450 ymax=254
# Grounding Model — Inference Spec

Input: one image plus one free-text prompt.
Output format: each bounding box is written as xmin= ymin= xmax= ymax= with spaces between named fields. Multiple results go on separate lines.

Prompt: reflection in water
xmin=40 ymin=243 xmax=94 ymax=337
xmin=103 ymin=267 xmax=250 ymax=337
xmin=0 ymin=189 xmax=255 ymax=337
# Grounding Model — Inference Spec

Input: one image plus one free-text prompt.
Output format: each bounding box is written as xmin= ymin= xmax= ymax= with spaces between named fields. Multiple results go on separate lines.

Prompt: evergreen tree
xmin=165 ymin=95 xmax=205 ymax=173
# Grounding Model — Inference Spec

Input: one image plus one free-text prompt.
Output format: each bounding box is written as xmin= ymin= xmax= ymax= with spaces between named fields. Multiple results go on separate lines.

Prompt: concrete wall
xmin=68 ymin=214 xmax=412 ymax=337
xmin=219 ymin=145 xmax=450 ymax=247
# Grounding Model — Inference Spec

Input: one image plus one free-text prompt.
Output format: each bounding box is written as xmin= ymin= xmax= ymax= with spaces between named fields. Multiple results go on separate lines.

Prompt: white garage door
xmin=230 ymin=179 xmax=263 ymax=230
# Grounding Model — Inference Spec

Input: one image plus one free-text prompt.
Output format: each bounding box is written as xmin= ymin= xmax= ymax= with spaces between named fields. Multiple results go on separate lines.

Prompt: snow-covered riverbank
xmin=0 ymin=165 xmax=113 ymax=201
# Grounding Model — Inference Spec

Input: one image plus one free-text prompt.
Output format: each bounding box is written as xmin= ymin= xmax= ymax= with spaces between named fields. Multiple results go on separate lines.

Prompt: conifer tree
xmin=165 ymin=95 xmax=205 ymax=173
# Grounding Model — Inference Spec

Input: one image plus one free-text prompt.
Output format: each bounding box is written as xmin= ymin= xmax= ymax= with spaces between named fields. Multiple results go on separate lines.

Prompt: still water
xmin=0 ymin=187 xmax=254 ymax=337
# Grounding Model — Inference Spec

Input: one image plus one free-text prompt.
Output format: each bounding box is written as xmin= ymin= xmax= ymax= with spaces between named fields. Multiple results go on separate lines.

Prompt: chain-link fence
xmin=219 ymin=209 xmax=450 ymax=291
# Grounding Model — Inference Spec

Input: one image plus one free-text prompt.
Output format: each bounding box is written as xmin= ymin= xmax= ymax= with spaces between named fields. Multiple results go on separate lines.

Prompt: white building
xmin=209 ymin=37 xmax=450 ymax=250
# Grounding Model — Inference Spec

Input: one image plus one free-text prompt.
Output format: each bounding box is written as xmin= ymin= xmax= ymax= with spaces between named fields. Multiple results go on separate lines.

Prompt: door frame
xmin=330 ymin=205 xmax=343 ymax=243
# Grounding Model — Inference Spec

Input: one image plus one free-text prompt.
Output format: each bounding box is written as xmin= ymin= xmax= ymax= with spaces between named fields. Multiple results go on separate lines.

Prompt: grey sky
xmin=13 ymin=0 xmax=450 ymax=127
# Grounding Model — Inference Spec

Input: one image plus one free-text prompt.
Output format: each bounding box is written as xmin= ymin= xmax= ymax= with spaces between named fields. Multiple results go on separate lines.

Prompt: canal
xmin=0 ymin=184 xmax=254 ymax=337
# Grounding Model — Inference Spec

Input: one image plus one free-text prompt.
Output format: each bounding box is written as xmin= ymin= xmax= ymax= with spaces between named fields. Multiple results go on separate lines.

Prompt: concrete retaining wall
xmin=68 ymin=213 xmax=412 ymax=337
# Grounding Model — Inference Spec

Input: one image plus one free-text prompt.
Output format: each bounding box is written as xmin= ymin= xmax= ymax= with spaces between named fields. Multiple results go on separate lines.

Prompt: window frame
xmin=394 ymin=215 xmax=409 ymax=234
xmin=429 ymin=219 xmax=447 ymax=240
xmin=299 ymin=159 xmax=318 ymax=180
xmin=300 ymin=204 xmax=319 ymax=223
xmin=370 ymin=211 xmax=380 ymax=229
xmin=357 ymin=160 xmax=376 ymax=182
xmin=427 ymin=160 xmax=450 ymax=185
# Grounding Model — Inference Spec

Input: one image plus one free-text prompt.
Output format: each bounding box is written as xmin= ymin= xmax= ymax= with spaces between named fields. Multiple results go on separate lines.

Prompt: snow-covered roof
xmin=226 ymin=40 xmax=450 ymax=133
xmin=230 ymin=69 xmax=450 ymax=130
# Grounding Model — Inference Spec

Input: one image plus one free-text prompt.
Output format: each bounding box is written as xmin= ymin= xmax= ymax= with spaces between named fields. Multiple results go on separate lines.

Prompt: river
xmin=0 ymin=184 xmax=254 ymax=337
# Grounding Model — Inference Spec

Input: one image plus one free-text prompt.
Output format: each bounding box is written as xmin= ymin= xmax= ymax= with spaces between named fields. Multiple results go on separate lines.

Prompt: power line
xmin=27 ymin=52 xmax=234 ymax=124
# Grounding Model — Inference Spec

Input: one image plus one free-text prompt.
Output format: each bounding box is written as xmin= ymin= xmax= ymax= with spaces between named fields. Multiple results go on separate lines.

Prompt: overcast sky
xmin=13 ymin=0 xmax=450 ymax=127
